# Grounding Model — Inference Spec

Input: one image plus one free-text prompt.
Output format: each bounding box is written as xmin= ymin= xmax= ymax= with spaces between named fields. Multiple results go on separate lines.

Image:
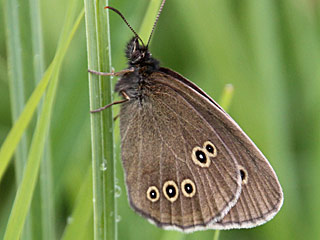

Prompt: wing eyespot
xmin=163 ymin=180 xmax=179 ymax=202
xmin=147 ymin=186 xmax=160 ymax=202
xmin=192 ymin=147 xmax=210 ymax=167
xmin=238 ymin=165 xmax=248 ymax=184
xmin=203 ymin=140 xmax=217 ymax=157
xmin=181 ymin=179 xmax=196 ymax=198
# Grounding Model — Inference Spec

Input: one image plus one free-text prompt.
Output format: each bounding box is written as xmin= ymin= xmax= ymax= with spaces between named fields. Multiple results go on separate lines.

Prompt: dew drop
xmin=100 ymin=160 xmax=107 ymax=171
xmin=115 ymin=185 xmax=122 ymax=198
xmin=67 ymin=216 xmax=73 ymax=224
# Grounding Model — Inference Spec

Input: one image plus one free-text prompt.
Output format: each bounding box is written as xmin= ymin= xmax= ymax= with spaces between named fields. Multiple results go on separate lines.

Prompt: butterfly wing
xmin=119 ymin=74 xmax=242 ymax=231
xmin=158 ymin=68 xmax=283 ymax=229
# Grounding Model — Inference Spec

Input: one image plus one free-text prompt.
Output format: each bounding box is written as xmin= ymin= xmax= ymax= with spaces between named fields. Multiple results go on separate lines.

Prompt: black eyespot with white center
xmin=192 ymin=146 xmax=211 ymax=167
xmin=150 ymin=190 xmax=157 ymax=199
xmin=181 ymin=179 xmax=196 ymax=198
xmin=195 ymin=150 xmax=207 ymax=163
xmin=184 ymin=183 xmax=193 ymax=194
xmin=203 ymin=141 xmax=217 ymax=157
xmin=163 ymin=181 xmax=179 ymax=202
xmin=206 ymin=144 xmax=214 ymax=153
xmin=166 ymin=185 xmax=176 ymax=198
xmin=147 ymin=186 xmax=160 ymax=202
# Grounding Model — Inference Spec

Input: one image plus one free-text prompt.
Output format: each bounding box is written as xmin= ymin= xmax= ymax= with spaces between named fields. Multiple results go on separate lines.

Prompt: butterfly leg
xmin=90 ymin=91 xmax=130 ymax=113
xmin=88 ymin=67 xmax=134 ymax=76
xmin=113 ymin=114 xmax=120 ymax=121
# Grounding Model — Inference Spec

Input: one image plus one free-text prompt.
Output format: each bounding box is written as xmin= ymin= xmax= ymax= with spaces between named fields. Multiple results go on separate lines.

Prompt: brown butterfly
xmin=89 ymin=0 xmax=283 ymax=232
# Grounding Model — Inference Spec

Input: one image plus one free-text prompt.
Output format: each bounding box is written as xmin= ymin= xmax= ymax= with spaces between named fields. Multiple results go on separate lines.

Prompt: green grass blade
xmin=0 ymin=63 xmax=52 ymax=182
xmin=4 ymin=0 xmax=35 ymax=238
xmin=244 ymin=1 xmax=294 ymax=239
xmin=84 ymin=0 xmax=115 ymax=239
xmin=29 ymin=0 xmax=45 ymax=84
xmin=0 ymin=56 xmax=8 ymax=83
xmin=2 ymin=9 xmax=84 ymax=240
xmin=138 ymin=0 xmax=163 ymax=42
xmin=0 ymin=6 xmax=83 ymax=183
xmin=28 ymin=0 xmax=55 ymax=239
xmin=61 ymin=168 xmax=93 ymax=240
xmin=213 ymin=230 xmax=220 ymax=240
xmin=282 ymin=1 xmax=320 ymax=238
xmin=4 ymin=0 xmax=30 ymax=184
xmin=3 ymin=63 xmax=60 ymax=240
xmin=219 ymin=84 xmax=234 ymax=111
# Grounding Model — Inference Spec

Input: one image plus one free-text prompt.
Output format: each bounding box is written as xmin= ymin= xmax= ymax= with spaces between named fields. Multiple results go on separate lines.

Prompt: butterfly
xmin=89 ymin=0 xmax=283 ymax=232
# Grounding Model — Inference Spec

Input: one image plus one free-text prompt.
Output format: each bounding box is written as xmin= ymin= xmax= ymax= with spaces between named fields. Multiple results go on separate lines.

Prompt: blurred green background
xmin=1 ymin=0 xmax=320 ymax=240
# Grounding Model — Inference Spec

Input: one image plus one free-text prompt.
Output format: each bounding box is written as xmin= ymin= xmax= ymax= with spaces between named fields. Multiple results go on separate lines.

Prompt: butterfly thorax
xmin=115 ymin=37 xmax=160 ymax=100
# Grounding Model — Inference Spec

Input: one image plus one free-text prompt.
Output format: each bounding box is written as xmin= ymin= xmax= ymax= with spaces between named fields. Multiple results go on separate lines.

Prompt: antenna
xmin=105 ymin=6 xmax=145 ymax=46
xmin=105 ymin=0 xmax=167 ymax=49
xmin=146 ymin=0 xmax=166 ymax=48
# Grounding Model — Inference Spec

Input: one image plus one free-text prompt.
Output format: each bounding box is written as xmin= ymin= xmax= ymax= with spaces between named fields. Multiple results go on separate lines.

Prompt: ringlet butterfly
xmin=89 ymin=0 xmax=283 ymax=232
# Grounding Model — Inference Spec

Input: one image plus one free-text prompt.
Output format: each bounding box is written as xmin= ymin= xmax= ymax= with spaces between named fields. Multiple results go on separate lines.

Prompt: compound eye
xmin=132 ymin=38 xmax=139 ymax=53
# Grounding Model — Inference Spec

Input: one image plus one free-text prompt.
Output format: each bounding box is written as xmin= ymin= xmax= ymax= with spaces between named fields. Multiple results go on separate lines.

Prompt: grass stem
xmin=84 ymin=0 xmax=116 ymax=239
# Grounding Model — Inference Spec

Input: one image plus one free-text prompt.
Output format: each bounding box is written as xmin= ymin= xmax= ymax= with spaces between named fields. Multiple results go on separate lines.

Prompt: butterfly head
xmin=126 ymin=37 xmax=159 ymax=71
